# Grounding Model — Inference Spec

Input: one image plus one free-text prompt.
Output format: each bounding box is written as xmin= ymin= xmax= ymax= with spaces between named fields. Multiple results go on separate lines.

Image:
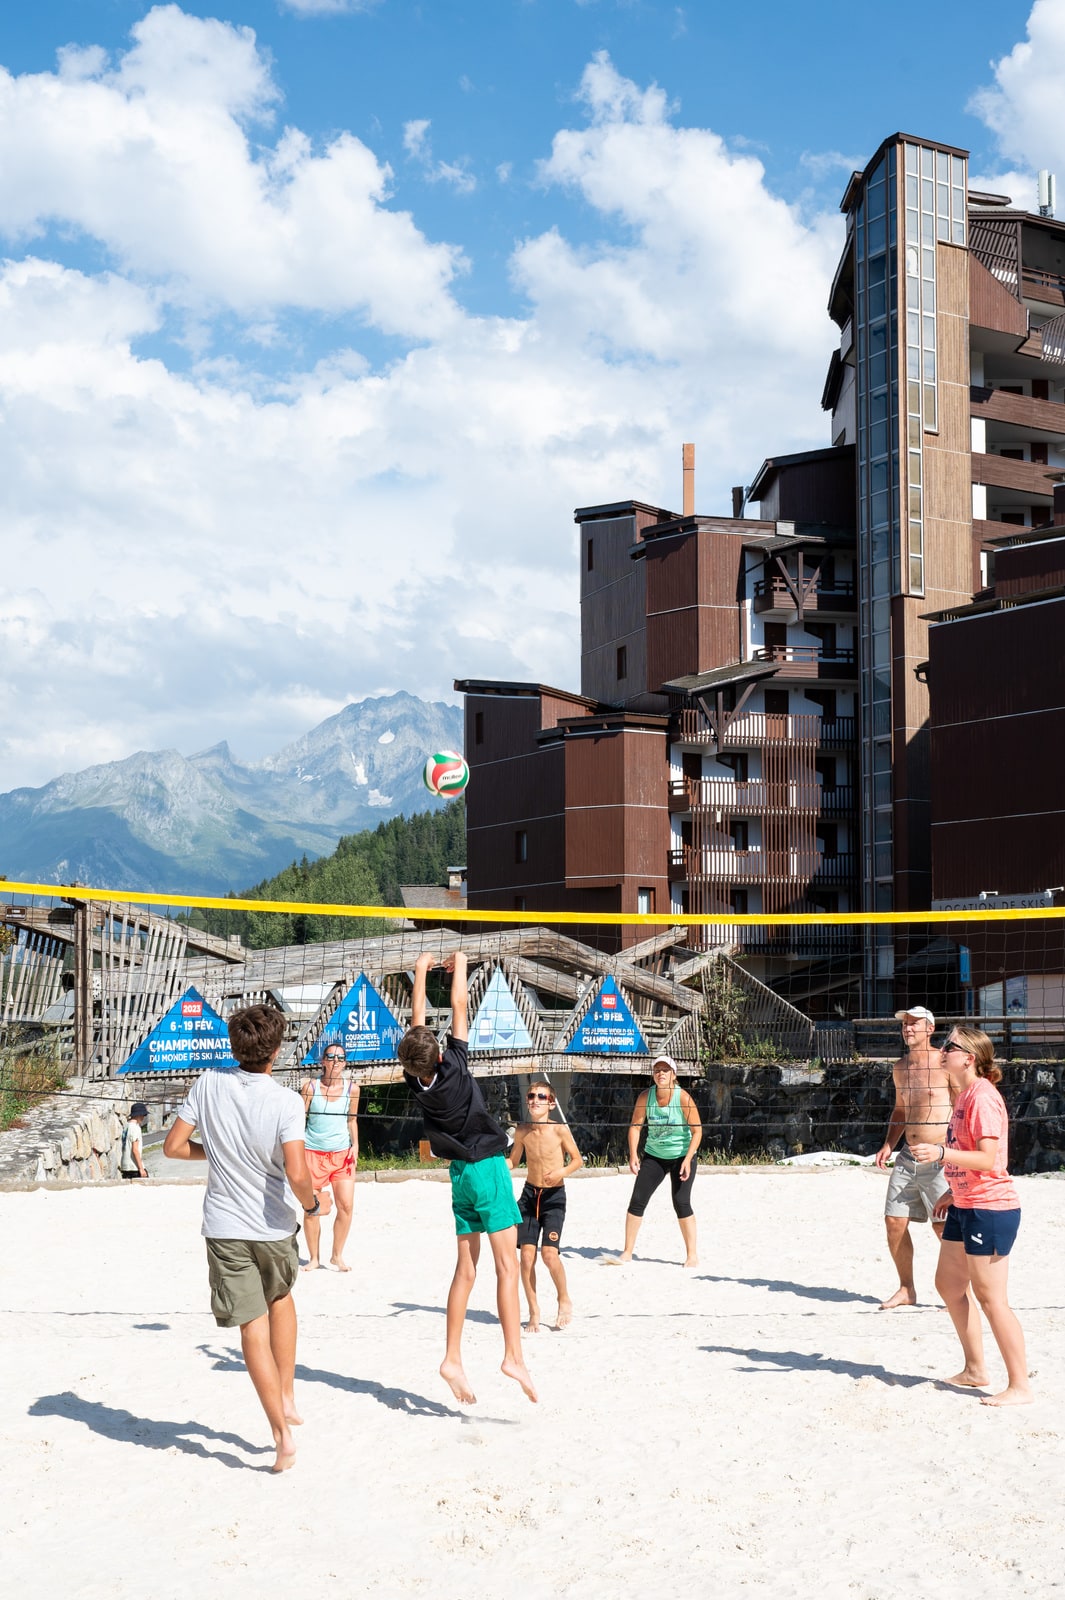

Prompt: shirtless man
xmin=508 ymin=1080 xmax=583 ymax=1331
xmin=874 ymin=1006 xmax=952 ymax=1309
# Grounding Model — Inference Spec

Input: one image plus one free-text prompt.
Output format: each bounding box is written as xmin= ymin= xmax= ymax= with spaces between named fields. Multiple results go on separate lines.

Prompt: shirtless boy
xmin=874 ymin=1006 xmax=952 ymax=1309
xmin=508 ymin=1080 xmax=583 ymax=1331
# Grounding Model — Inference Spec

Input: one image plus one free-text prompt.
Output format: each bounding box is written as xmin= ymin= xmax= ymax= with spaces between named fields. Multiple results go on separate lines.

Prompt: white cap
xmin=895 ymin=1006 xmax=935 ymax=1027
xmin=651 ymin=1054 xmax=678 ymax=1073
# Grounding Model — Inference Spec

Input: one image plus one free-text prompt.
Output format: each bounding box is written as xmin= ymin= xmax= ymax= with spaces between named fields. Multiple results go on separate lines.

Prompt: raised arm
xmin=447 ymin=951 xmax=468 ymax=1042
xmin=410 ymin=951 xmax=435 ymax=1028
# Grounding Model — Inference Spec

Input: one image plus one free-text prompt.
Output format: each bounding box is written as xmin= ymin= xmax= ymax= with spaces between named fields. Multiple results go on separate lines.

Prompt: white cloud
xmin=0 ymin=34 xmax=845 ymax=790
xmin=969 ymin=0 xmax=1065 ymax=176
xmin=280 ymin=0 xmax=382 ymax=15
xmin=0 ymin=6 xmax=462 ymax=336
xmin=402 ymin=117 xmax=476 ymax=194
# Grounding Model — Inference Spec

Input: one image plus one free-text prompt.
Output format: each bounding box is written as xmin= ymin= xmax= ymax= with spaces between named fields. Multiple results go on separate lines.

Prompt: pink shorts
xmin=306 ymin=1148 xmax=355 ymax=1212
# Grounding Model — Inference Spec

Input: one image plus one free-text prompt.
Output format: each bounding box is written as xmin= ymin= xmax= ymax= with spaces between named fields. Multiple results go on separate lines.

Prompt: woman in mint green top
xmin=615 ymin=1055 xmax=702 ymax=1267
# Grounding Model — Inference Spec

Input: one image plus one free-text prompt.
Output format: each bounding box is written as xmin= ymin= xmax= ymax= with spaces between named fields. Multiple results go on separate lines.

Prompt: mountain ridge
xmin=0 ymin=692 xmax=465 ymax=894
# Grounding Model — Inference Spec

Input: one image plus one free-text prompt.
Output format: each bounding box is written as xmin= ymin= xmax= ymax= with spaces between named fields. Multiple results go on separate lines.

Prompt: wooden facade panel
xmin=931 ymin=814 xmax=1065 ymax=898
xmin=971 ymin=451 xmax=1057 ymax=499
xmin=932 ymin=706 xmax=1065 ymax=822
xmin=968 ymin=255 xmax=1028 ymax=338
xmin=929 ymin=601 xmax=1065 ymax=723
xmin=465 ymin=694 xmax=545 ymax=768
xmin=995 ymin=535 xmax=1065 ymax=596
xmin=971 ymin=385 xmax=1065 ymax=438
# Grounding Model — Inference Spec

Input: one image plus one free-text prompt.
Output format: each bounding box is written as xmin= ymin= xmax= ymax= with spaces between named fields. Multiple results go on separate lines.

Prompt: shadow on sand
xmin=197 ymin=1343 xmax=496 ymax=1422
xmin=28 ymin=1392 xmax=269 ymax=1470
xmin=696 ymin=1274 xmax=882 ymax=1306
xmin=699 ymin=1343 xmax=928 ymax=1388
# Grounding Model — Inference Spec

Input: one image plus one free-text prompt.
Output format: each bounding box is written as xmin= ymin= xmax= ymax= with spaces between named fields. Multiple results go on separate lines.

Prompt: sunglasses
xmin=323 ymin=1052 xmax=346 ymax=1060
xmin=527 ymin=1092 xmax=552 ymax=1101
xmin=942 ymin=1040 xmax=972 ymax=1056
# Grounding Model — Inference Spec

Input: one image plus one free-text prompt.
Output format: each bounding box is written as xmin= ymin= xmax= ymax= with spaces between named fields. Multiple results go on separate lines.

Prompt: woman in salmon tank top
xmin=911 ymin=1024 xmax=1031 ymax=1406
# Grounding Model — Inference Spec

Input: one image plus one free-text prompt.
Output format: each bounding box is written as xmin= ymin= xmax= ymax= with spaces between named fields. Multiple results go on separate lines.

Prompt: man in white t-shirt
xmin=119 ymin=1102 xmax=148 ymax=1179
xmin=163 ymin=1004 xmax=318 ymax=1473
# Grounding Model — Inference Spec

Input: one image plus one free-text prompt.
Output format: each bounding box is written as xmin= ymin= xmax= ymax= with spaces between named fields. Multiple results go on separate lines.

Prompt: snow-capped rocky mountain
xmin=0 ymin=692 xmax=464 ymax=893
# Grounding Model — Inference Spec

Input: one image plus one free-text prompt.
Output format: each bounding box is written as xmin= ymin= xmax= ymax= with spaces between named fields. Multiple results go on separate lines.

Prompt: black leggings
xmin=627 ymin=1152 xmax=696 ymax=1220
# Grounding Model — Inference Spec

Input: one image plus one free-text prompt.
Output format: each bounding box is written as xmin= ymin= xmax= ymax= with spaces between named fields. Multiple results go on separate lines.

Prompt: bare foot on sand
xmin=271 ymin=1426 xmax=297 ymax=1473
xmin=502 ymin=1357 xmax=538 ymax=1403
xmin=944 ymin=1368 xmax=989 ymax=1389
xmin=440 ymin=1359 xmax=476 ymax=1405
xmin=683 ymin=1257 xmax=699 ymax=1269
xmin=283 ymin=1401 xmax=304 ymax=1425
xmin=555 ymin=1298 xmax=573 ymax=1329
xmin=524 ymin=1315 xmax=540 ymax=1333
xmin=300 ymin=1260 xmax=321 ymax=1273
xmin=879 ymin=1286 xmax=917 ymax=1310
xmin=330 ymin=1257 xmax=351 ymax=1273
xmin=600 ymin=1253 xmax=632 ymax=1266
xmin=981 ymin=1386 xmax=1033 ymax=1407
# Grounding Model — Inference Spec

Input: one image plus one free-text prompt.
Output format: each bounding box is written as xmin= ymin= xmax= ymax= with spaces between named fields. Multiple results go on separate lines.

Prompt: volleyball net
xmin=2 ymin=881 xmax=1065 ymax=1165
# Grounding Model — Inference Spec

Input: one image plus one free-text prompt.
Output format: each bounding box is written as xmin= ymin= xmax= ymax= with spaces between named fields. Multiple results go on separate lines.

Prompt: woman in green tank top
xmin=611 ymin=1055 xmax=702 ymax=1268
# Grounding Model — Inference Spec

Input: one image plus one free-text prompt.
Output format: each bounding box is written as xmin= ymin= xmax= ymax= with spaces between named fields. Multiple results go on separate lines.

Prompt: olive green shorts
xmin=205 ymin=1233 xmax=299 ymax=1328
xmin=449 ymin=1154 xmax=522 ymax=1237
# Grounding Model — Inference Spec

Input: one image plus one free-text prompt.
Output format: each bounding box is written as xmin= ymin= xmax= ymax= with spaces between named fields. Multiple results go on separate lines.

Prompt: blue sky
xmin=0 ymin=0 xmax=1058 ymax=787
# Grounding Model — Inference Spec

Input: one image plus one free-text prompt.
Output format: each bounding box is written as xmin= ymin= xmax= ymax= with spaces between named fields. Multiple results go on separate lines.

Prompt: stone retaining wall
xmin=4 ymin=1059 xmax=1064 ymax=1184
xmin=0 ymin=1080 xmax=131 ymax=1185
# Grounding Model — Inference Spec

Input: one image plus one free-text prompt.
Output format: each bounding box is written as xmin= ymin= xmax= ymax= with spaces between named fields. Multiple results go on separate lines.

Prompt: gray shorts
xmin=885 ymin=1149 xmax=949 ymax=1221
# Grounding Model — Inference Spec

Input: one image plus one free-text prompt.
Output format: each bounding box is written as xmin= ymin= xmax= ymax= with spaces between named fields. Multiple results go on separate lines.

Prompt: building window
xmin=616 ymin=645 xmax=628 ymax=680
xmin=729 ymin=820 xmax=749 ymax=852
xmin=515 ymin=830 xmax=528 ymax=863
xmin=764 ymin=689 xmax=789 ymax=717
xmin=587 ymin=537 xmax=594 ymax=572
xmin=474 ymin=711 xmax=484 ymax=745
xmin=637 ymin=887 xmax=654 ymax=915
xmin=730 ymin=890 xmax=749 ymax=915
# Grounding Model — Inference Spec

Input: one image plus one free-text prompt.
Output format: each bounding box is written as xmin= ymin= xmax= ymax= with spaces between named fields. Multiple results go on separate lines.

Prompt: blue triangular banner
xmin=470 ymin=967 xmax=534 ymax=1052
xmin=304 ymin=972 xmax=405 ymax=1065
xmin=565 ymin=974 xmax=648 ymax=1056
xmin=118 ymin=986 xmax=236 ymax=1074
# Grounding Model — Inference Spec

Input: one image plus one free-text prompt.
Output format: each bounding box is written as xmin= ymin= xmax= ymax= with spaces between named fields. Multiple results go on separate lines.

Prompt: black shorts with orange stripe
xmin=516 ymin=1181 xmax=567 ymax=1250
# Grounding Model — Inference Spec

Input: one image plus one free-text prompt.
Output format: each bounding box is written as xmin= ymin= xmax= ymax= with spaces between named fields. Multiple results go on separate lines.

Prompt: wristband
xmin=938 ymin=1144 xmax=945 ymax=1161
xmin=304 ymin=1197 xmax=320 ymax=1216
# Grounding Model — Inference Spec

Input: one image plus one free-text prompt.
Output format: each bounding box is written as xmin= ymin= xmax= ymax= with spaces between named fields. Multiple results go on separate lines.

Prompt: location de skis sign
xmin=470 ymin=966 xmax=534 ymax=1052
xmin=304 ymin=972 xmax=405 ymax=1065
xmin=564 ymin=975 xmax=648 ymax=1056
xmin=118 ymin=986 xmax=236 ymax=1074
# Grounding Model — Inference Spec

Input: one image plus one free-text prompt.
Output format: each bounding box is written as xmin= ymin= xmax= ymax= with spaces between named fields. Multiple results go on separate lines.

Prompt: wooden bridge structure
xmin=0 ymin=897 xmax=828 ymax=1080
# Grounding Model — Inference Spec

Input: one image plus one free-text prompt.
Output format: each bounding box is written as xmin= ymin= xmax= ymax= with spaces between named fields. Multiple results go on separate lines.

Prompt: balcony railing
xmin=691 ymin=923 xmax=861 ymax=956
xmin=752 ymin=576 xmax=856 ymax=615
xmin=752 ymin=644 xmax=858 ymax=677
xmin=674 ymin=710 xmax=857 ymax=749
xmin=675 ymin=848 xmax=857 ymax=886
xmin=670 ymin=777 xmax=856 ymax=817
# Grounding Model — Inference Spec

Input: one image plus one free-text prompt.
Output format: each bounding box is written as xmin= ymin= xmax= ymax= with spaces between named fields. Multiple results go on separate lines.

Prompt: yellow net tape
xmin=3 ymin=879 xmax=1064 ymax=927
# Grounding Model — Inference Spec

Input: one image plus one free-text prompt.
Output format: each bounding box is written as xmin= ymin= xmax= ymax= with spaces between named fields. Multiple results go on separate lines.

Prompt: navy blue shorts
xmin=942 ymin=1205 xmax=1020 ymax=1257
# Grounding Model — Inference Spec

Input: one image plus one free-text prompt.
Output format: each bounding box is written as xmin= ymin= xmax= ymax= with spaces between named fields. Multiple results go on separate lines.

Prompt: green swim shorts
xmin=205 ymin=1233 xmax=299 ymax=1328
xmin=450 ymin=1153 xmax=522 ymax=1237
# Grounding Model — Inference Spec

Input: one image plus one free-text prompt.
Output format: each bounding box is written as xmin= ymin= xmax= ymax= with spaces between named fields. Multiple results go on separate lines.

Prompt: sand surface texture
xmin=2 ymin=1169 xmax=1064 ymax=1599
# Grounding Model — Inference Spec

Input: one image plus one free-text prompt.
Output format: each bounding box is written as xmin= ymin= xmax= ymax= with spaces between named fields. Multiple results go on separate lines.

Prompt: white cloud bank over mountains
xmin=0 ymin=3 xmax=1058 ymax=789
